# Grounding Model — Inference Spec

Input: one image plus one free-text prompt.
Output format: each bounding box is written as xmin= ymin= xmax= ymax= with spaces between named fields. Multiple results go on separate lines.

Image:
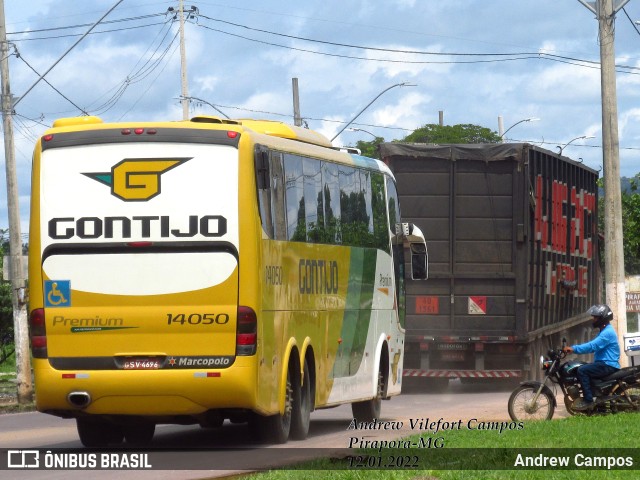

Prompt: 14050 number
xmin=167 ymin=313 xmax=230 ymax=325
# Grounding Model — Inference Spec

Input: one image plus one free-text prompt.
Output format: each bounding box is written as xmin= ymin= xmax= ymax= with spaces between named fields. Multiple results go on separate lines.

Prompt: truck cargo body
xmin=380 ymin=143 xmax=600 ymax=381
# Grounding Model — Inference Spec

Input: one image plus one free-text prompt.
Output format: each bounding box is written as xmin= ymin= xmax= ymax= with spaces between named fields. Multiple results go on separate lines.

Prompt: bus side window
xmin=371 ymin=172 xmax=389 ymax=253
xmin=322 ymin=161 xmax=341 ymax=244
xmin=285 ymin=154 xmax=306 ymax=241
xmin=270 ymin=152 xmax=286 ymax=240
xmin=255 ymin=148 xmax=274 ymax=238
xmin=255 ymin=148 xmax=286 ymax=240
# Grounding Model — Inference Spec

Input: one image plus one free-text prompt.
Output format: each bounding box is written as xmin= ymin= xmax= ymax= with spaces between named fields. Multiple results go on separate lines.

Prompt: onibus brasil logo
xmin=83 ymin=158 xmax=191 ymax=201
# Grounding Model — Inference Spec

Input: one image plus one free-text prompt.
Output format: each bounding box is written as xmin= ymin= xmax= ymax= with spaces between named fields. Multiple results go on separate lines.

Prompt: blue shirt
xmin=572 ymin=324 xmax=620 ymax=369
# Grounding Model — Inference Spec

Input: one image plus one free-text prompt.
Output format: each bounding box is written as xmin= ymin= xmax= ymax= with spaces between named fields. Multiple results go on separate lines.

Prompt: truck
xmin=379 ymin=142 xmax=601 ymax=385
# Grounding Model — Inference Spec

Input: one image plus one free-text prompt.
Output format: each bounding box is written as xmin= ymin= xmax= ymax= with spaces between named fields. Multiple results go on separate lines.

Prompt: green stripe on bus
xmin=332 ymin=248 xmax=377 ymax=378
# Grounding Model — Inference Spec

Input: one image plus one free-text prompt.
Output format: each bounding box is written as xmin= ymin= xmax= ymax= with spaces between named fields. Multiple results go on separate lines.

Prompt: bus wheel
xmin=123 ymin=423 xmax=155 ymax=445
xmin=351 ymin=369 xmax=384 ymax=422
xmin=76 ymin=417 xmax=124 ymax=447
xmin=255 ymin=367 xmax=293 ymax=444
xmin=290 ymin=359 xmax=311 ymax=440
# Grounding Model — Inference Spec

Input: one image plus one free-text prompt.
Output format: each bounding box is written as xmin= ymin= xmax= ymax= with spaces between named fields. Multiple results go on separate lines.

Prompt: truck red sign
xmin=416 ymin=296 xmax=439 ymax=314
xmin=468 ymin=296 xmax=487 ymax=315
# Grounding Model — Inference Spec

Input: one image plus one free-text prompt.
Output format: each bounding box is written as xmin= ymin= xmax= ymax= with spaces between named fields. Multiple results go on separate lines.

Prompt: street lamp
xmin=349 ymin=127 xmax=379 ymax=139
xmin=499 ymin=117 xmax=540 ymax=140
xmin=331 ymin=82 xmax=416 ymax=142
xmin=557 ymin=135 xmax=595 ymax=155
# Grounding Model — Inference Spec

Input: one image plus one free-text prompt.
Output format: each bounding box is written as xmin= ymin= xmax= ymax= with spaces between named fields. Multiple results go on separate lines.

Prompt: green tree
xmin=401 ymin=123 xmax=502 ymax=144
xmin=0 ymin=230 xmax=14 ymax=364
xmin=352 ymin=123 xmax=500 ymax=160
xmin=355 ymin=137 xmax=385 ymax=159
xmin=597 ymin=176 xmax=640 ymax=275
xmin=620 ymin=176 xmax=640 ymax=274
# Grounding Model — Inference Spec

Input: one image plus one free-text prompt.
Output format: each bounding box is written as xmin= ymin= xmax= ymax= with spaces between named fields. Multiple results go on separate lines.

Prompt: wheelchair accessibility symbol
xmin=44 ymin=280 xmax=71 ymax=307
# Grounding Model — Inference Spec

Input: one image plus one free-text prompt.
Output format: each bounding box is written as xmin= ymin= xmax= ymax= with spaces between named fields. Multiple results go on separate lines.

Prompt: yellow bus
xmin=28 ymin=115 xmax=427 ymax=446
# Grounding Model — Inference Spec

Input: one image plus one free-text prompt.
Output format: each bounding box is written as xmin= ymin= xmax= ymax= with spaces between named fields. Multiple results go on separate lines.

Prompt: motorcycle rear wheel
xmin=508 ymin=385 xmax=555 ymax=421
xmin=563 ymin=395 xmax=580 ymax=416
xmin=619 ymin=386 xmax=640 ymax=411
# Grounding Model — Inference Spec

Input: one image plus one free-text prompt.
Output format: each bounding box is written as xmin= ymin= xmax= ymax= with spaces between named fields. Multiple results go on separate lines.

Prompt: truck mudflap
xmin=403 ymin=369 xmax=522 ymax=378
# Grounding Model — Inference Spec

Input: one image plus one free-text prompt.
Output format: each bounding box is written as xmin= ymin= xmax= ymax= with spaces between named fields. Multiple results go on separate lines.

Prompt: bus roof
xmin=49 ymin=115 xmax=333 ymax=148
xmin=45 ymin=115 xmax=392 ymax=176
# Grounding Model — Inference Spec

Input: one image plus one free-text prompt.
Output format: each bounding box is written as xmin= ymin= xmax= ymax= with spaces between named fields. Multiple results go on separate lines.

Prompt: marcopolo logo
xmin=83 ymin=157 xmax=191 ymax=201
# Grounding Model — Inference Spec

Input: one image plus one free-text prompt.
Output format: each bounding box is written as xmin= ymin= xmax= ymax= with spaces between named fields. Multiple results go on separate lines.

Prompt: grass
xmin=0 ymin=346 xmax=16 ymax=384
xmin=0 ymin=347 xmax=18 ymax=409
xmin=246 ymin=414 xmax=640 ymax=480
xmin=0 ymin=348 xmax=36 ymax=413
xmin=0 ymin=344 xmax=16 ymax=373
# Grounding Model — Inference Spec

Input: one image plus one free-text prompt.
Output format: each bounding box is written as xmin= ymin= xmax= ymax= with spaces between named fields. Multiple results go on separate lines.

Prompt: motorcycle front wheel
xmin=508 ymin=385 xmax=555 ymax=421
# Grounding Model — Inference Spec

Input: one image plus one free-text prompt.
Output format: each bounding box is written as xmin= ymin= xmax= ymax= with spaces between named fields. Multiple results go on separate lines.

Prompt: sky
xmin=1 ymin=0 xmax=640 ymax=235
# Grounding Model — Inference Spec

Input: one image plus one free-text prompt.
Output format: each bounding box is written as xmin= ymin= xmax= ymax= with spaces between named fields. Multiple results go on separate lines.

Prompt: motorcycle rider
xmin=562 ymin=304 xmax=620 ymax=411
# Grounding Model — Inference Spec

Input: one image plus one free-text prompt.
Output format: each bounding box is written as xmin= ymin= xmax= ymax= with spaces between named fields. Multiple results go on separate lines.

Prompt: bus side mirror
xmin=398 ymin=223 xmax=428 ymax=280
xmin=410 ymin=242 xmax=428 ymax=280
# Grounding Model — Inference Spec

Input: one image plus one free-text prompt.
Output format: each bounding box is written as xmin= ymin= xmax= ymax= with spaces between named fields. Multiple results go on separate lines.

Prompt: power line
xmin=13 ymin=0 xmax=125 ymax=110
xmin=8 ymin=21 xmax=169 ymax=42
xmin=15 ymin=48 xmax=88 ymax=114
xmin=197 ymin=22 xmax=543 ymax=66
xmin=623 ymin=7 xmax=640 ymax=36
xmin=117 ymin=40 xmax=180 ymax=120
xmin=195 ymin=14 xmax=640 ymax=74
xmin=11 ymin=13 xmax=175 ymax=119
xmin=14 ymin=112 xmax=48 ymax=127
xmin=89 ymin=24 xmax=177 ymax=115
xmin=17 ymin=9 xmax=634 ymax=69
xmin=7 ymin=13 xmax=166 ymax=35
xmin=10 ymin=6 xmax=640 ymax=152
xmin=198 ymin=14 xmax=541 ymax=57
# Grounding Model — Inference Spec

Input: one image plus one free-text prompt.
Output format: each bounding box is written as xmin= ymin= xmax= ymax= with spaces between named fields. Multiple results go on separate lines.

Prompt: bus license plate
xmin=123 ymin=358 xmax=161 ymax=370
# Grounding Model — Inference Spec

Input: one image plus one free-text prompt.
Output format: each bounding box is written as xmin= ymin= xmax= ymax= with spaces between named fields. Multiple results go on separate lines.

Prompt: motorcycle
xmin=508 ymin=339 xmax=640 ymax=421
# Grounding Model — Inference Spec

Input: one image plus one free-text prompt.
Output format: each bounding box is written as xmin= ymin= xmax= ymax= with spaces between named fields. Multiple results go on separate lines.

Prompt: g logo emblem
xmin=84 ymin=158 xmax=191 ymax=201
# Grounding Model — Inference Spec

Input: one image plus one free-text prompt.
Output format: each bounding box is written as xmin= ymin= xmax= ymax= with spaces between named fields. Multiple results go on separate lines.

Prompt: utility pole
xmin=292 ymin=78 xmax=302 ymax=127
xmin=179 ymin=0 xmax=189 ymax=120
xmin=578 ymin=0 xmax=628 ymax=365
xmin=0 ymin=0 xmax=32 ymax=403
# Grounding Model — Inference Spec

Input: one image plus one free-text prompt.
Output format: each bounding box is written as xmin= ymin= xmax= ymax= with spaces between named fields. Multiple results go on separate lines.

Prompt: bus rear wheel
xmin=351 ymin=369 xmax=384 ymax=422
xmin=123 ymin=422 xmax=155 ymax=445
xmin=254 ymin=367 xmax=293 ymax=444
xmin=76 ymin=417 xmax=124 ymax=447
xmin=290 ymin=359 xmax=311 ymax=440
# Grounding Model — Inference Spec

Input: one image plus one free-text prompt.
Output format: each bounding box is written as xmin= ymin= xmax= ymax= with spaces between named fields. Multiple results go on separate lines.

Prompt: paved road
xmin=0 ymin=378 xmax=569 ymax=479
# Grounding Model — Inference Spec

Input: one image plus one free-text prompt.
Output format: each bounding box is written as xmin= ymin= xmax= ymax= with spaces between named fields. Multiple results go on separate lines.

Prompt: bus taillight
xmin=236 ymin=306 xmax=257 ymax=356
xmin=29 ymin=308 xmax=48 ymax=358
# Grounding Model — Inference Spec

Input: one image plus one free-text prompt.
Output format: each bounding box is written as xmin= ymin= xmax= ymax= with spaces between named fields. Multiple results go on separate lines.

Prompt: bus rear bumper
xmin=33 ymin=359 xmax=258 ymax=417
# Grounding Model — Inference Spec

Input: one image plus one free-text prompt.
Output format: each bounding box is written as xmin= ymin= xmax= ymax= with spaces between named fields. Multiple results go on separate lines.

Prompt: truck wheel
xmin=351 ymin=369 xmax=384 ymax=422
xmin=76 ymin=418 xmax=124 ymax=447
xmin=290 ymin=358 xmax=311 ymax=440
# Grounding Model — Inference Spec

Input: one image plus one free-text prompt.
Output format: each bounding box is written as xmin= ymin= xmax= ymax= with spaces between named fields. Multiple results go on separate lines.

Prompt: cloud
xmin=5 ymin=0 xmax=640 ymax=231
xmin=372 ymin=91 xmax=430 ymax=129
xmin=193 ymin=74 xmax=220 ymax=93
xmin=620 ymin=108 xmax=640 ymax=141
xmin=525 ymin=62 xmax=601 ymax=103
